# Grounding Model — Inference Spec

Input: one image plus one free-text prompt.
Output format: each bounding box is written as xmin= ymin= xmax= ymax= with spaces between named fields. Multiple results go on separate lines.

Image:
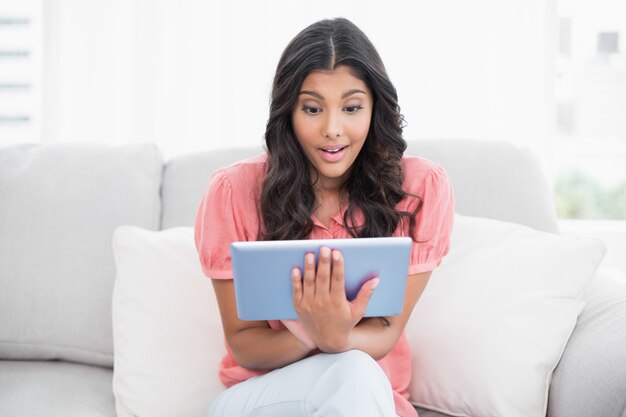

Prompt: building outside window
xmin=554 ymin=0 xmax=626 ymax=220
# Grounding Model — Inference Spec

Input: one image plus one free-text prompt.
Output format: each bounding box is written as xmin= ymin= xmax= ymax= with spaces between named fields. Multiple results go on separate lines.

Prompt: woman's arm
xmin=211 ymin=279 xmax=314 ymax=370
xmin=347 ymin=271 xmax=431 ymax=360
xmin=291 ymin=247 xmax=431 ymax=359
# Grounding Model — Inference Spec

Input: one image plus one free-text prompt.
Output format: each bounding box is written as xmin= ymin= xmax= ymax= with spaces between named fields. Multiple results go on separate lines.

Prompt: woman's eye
xmin=345 ymin=105 xmax=363 ymax=113
xmin=302 ymin=105 xmax=321 ymax=115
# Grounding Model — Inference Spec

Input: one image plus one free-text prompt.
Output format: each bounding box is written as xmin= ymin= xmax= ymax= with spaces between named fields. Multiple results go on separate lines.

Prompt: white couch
xmin=1 ymin=139 xmax=625 ymax=417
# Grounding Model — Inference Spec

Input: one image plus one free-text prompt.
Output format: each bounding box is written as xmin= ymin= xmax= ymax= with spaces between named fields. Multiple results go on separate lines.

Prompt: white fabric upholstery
xmin=407 ymin=214 xmax=605 ymax=417
xmin=0 ymin=143 xmax=163 ymax=366
xmin=548 ymin=268 xmax=626 ymax=417
xmin=161 ymin=147 xmax=263 ymax=229
xmin=406 ymin=139 xmax=559 ymax=233
xmin=0 ymin=360 xmax=115 ymax=417
xmin=111 ymin=226 xmax=226 ymax=417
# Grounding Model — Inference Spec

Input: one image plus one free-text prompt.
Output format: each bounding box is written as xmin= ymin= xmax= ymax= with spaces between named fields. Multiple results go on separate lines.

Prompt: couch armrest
xmin=548 ymin=267 xmax=626 ymax=417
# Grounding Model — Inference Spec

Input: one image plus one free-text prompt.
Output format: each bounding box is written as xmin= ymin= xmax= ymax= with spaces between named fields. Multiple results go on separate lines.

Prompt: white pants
xmin=208 ymin=350 xmax=399 ymax=417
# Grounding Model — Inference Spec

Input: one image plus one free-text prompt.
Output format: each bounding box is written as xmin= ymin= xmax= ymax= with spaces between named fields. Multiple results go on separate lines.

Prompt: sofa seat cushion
xmin=0 ymin=360 xmax=114 ymax=417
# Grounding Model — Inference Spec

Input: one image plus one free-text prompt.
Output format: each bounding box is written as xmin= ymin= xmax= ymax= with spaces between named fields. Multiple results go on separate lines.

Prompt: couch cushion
xmin=547 ymin=267 xmax=626 ymax=417
xmin=0 ymin=143 xmax=162 ymax=367
xmin=0 ymin=360 xmax=115 ymax=417
xmin=406 ymin=214 xmax=605 ymax=417
xmin=406 ymin=139 xmax=559 ymax=233
xmin=161 ymin=146 xmax=262 ymax=229
xmin=111 ymin=226 xmax=227 ymax=417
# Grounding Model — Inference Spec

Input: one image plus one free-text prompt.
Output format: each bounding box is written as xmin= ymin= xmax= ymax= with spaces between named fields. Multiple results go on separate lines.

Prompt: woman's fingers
xmin=291 ymin=267 xmax=302 ymax=305
xmin=316 ymin=247 xmax=332 ymax=296
xmin=297 ymin=247 xmax=352 ymax=312
xmin=330 ymin=250 xmax=345 ymax=298
xmin=301 ymin=252 xmax=316 ymax=303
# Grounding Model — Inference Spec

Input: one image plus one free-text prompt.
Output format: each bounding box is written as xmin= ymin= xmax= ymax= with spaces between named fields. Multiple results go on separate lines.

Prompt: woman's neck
xmin=310 ymin=169 xmax=350 ymax=226
xmin=313 ymin=186 xmax=348 ymax=227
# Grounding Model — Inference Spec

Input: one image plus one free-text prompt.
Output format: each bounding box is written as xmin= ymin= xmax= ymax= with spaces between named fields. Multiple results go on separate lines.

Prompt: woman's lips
xmin=319 ymin=145 xmax=349 ymax=162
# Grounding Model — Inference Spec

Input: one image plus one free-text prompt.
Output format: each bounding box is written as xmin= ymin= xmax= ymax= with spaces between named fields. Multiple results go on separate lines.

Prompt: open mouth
xmin=320 ymin=145 xmax=349 ymax=154
xmin=318 ymin=144 xmax=349 ymax=162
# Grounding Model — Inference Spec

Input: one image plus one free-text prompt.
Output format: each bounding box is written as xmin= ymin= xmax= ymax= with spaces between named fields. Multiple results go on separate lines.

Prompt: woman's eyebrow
xmin=341 ymin=89 xmax=367 ymax=98
xmin=298 ymin=89 xmax=367 ymax=99
xmin=299 ymin=90 xmax=324 ymax=100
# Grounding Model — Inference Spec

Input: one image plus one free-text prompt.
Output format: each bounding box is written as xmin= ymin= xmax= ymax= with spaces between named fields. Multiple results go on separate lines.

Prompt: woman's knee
xmin=331 ymin=350 xmax=381 ymax=370
xmin=324 ymin=350 xmax=391 ymax=388
xmin=308 ymin=351 xmax=396 ymax=415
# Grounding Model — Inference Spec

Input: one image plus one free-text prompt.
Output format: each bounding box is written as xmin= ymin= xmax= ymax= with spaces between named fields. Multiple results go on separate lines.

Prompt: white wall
xmin=40 ymin=0 xmax=554 ymax=160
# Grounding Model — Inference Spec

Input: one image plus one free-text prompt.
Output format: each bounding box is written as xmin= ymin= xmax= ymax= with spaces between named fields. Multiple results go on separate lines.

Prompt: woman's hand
xmin=291 ymin=247 xmax=379 ymax=353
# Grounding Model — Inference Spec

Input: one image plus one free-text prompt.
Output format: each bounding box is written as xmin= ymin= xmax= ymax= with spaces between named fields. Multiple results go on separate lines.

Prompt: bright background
xmin=1 ymin=0 xmax=624 ymax=271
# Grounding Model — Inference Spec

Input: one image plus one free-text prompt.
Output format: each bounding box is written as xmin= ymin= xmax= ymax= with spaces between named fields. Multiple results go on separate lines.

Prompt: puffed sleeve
xmin=406 ymin=164 xmax=455 ymax=275
xmin=194 ymin=169 xmax=250 ymax=279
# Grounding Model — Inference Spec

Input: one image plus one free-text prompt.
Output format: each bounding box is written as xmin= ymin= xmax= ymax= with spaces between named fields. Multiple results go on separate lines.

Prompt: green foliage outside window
xmin=555 ymin=171 xmax=626 ymax=219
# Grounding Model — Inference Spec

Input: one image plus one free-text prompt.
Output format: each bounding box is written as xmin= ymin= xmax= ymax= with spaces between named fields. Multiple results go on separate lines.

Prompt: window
xmin=0 ymin=0 xmax=42 ymax=146
xmin=554 ymin=0 xmax=626 ymax=219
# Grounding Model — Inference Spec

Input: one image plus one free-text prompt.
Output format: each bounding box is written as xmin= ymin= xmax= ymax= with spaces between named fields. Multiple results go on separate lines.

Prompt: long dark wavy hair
xmin=260 ymin=18 xmax=421 ymax=241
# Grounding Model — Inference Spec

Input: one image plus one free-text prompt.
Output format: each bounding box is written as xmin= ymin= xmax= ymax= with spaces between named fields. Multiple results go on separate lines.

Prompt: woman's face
xmin=292 ymin=65 xmax=373 ymax=191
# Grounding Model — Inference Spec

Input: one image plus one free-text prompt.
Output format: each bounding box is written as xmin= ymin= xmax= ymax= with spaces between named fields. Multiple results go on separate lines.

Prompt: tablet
xmin=230 ymin=237 xmax=412 ymax=321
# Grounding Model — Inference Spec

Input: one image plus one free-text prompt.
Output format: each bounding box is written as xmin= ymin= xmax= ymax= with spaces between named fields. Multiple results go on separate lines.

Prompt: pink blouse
xmin=194 ymin=152 xmax=455 ymax=417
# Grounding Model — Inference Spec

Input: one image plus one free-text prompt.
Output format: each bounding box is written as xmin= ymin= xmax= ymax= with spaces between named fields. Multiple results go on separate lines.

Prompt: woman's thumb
xmin=350 ymin=277 xmax=379 ymax=318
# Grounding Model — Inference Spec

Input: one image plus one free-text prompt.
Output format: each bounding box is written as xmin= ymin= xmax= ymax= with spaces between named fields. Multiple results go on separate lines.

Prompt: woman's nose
xmin=323 ymin=111 xmax=343 ymax=139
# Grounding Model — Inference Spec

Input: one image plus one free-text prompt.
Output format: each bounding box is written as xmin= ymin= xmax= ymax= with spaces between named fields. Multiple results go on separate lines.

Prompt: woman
xmin=195 ymin=17 xmax=454 ymax=417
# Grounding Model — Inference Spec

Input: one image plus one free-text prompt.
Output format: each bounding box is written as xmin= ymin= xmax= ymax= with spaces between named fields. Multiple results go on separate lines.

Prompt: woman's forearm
xmin=344 ymin=317 xmax=402 ymax=360
xmin=212 ymin=279 xmax=314 ymax=370
xmin=343 ymin=272 xmax=432 ymax=360
xmin=231 ymin=318 xmax=400 ymax=369
xmin=228 ymin=327 xmax=313 ymax=370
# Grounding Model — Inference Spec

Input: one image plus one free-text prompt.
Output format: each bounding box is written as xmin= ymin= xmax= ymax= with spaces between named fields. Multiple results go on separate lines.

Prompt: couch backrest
xmin=405 ymin=139 xmax=559 ymax=233
xmin=0 ymin=143 xmax=162 ymax=367
xmin=161 ymin=146 xmax=262 ymax=229
xmin=0 ymin=139 xmax=558 ymax=368
xmin=162 ymin=139 xmax=559 ymax=233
